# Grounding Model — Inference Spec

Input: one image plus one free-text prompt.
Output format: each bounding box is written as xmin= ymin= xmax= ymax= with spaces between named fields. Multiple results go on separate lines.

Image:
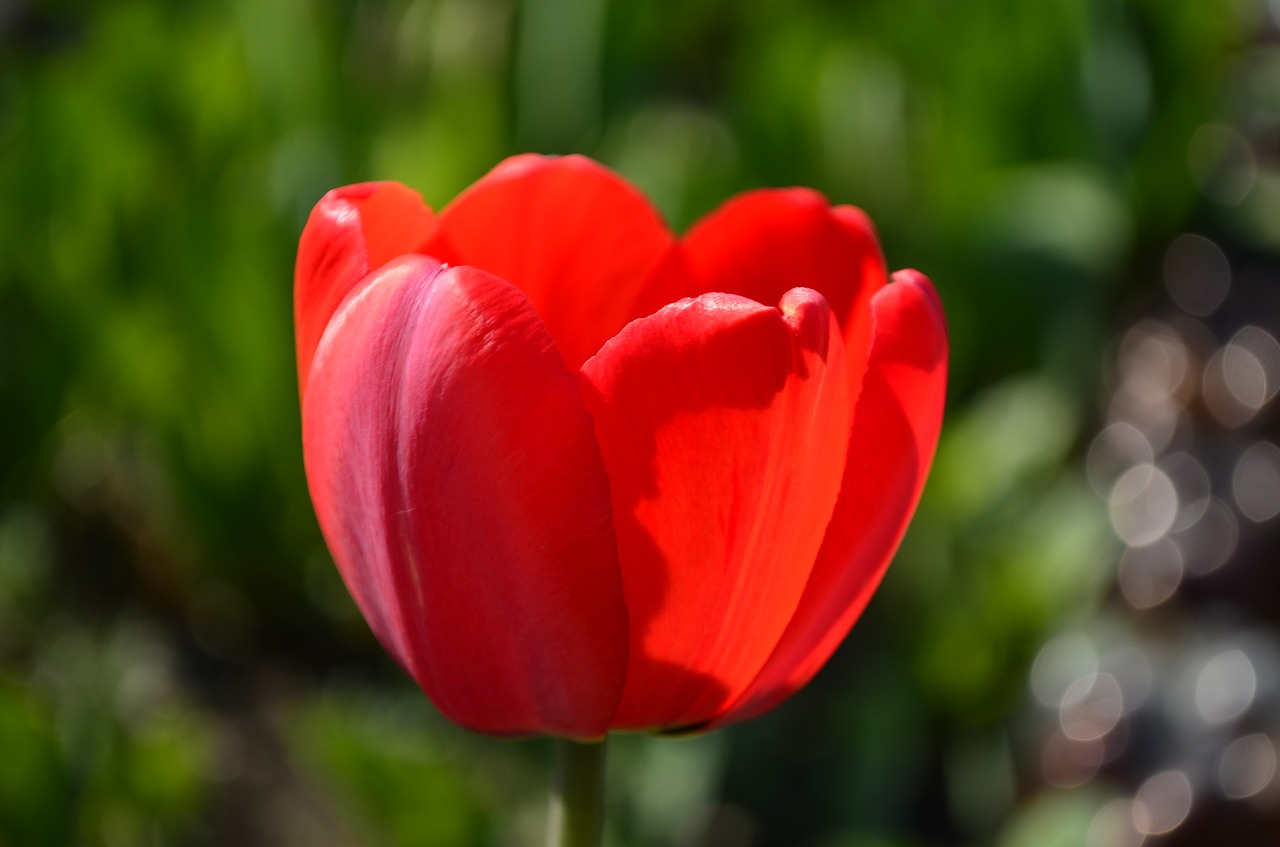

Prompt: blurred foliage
xmin=0 ymin=0 xmax=1273 ymax=844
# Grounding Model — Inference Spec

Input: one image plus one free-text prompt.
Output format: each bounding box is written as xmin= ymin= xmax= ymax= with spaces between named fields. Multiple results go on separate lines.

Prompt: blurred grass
xmin=0 ymin=0 xmax=1267 ymax=844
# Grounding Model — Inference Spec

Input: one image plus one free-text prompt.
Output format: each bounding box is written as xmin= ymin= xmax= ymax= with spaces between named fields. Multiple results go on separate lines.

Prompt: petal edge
xmin=294 ymin=182 xmax=436 ymax=396
xmin=712 ymin=271 xmax=948 ymax=727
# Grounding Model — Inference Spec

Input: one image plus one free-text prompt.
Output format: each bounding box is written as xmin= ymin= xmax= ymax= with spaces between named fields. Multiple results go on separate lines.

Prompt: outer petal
xmin=422 ymin=154 xmax=691 ymax=371
xmin=580 ymin=288 xmax=854 ymax=731
xmin=303 ymin=256 xmax=628 ymax=737
xmin=656 ymin=189 xmax=887 ymax=397
xmin=712 ymin=271 xmax=948 ymax=727
xmin=294 ymin=181 xmax=437 ymax=396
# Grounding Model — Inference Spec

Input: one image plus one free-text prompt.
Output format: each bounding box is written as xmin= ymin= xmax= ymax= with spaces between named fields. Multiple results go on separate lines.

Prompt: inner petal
xmin=579 ymin=288 xmax=854 ymax=731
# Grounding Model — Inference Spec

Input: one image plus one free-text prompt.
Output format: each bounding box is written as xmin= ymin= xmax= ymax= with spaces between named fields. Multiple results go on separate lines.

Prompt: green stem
xmin=546 ymin=737 xmax=607 ymax=847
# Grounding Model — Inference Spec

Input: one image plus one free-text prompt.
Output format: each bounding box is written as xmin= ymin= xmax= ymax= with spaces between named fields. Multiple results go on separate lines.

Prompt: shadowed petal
xmin=303 ymin=256 xmax=628 ymax=737
xmin=424 ymin=154 xmax=690 ymax=371
xmin=294 ymin=182 xmax=436 ymax=396
xmin=712 ymin=271 xmax=948 ymax=727
xmin=580 ymin=288 xmax=854 ymax=731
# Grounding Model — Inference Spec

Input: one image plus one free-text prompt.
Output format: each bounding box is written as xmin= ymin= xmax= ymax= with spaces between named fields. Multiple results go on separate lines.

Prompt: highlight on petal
xmin=713 ymin=270 xmax=948 ymax=727
xmin=579 ymin=287 xmax=854 ymax=731
xmin=422 ymin=154 xmax=691 ymax=371
xmin=294 ymin=181 xmax=436 ymax=396
xmin=302 ymin=256 xmax=628 ymax=737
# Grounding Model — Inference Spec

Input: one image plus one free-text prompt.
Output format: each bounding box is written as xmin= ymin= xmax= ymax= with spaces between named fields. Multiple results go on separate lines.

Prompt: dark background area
xmin=2 ymin=0 xmax=1279 ymax=844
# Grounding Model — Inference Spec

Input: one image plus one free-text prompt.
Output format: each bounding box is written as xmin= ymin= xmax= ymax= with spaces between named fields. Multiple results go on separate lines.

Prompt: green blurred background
xmin=3 ymin=0 xmax=1280 ymax=844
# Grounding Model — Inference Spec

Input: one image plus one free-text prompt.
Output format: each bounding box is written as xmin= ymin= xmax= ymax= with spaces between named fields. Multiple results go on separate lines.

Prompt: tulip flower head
xmin=296 ymin=155 xmax=947 ymax=739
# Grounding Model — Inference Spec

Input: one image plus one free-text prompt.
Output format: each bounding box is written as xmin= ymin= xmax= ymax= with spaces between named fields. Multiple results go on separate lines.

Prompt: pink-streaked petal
xmin=423 ymin=154 xmax=690 ymax=371
xmin=303 ymin=256 xmax=628 ymax=737
xmin=294 ymin=182 xmax=436 ymax=396
xmin=579 ymin=288 xmax=853 ymax=731
xmin=712 ymin=271 xmax=948 ymax=727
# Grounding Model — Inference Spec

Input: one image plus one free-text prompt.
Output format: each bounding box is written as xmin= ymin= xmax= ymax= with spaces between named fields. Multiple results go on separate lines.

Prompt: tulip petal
xmin=423 ymin=154 xmax=689 ymax=371
xmin=580 ymin=288 xmax=854 ymax=731
xmin=294 ymin=182 xmax=436 ymax=396
xmin=303 ymin=256 xmax=628 ymax=737
xmin=712 ymin=271 xmax=948 ymax=727
xmin=668 ymin=189 xmax=886 ymax=380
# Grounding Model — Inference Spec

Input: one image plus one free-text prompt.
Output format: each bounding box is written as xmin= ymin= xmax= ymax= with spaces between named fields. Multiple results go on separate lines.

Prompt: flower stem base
xmin=546 ymin=737 xmax=606 ymax=847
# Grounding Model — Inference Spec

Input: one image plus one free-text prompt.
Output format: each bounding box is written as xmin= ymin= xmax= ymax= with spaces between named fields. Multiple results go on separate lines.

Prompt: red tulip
xmin=296 ymin=155 xmax=947 ymax=739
